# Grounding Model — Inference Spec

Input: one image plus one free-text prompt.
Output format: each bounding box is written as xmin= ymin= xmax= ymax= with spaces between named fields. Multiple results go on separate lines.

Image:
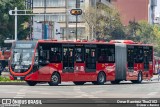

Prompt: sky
xmin=155 ymin=0 xmax=160 ymax=17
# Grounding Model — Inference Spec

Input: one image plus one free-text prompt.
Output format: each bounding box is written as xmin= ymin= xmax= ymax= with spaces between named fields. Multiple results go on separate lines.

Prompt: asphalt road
xmin=0 ymin=80 xmax=160 ymax=98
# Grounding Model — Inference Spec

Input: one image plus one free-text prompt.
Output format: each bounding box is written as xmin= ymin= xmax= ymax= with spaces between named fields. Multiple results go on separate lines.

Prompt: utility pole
xmin=94 ymin=0 xmax=97 ymax=40
xmin=15 ymin=7 xmax=17 ymax=41
xmin=76 ymin=14 xmax=78 ymax=40
xmin=65 ymin=0 xmax=69 ymax=40
xmin=31 ymin=0 xmax=33 ymax=40
xmin=25 ymin=0 xmax=33 ymax=40
xmin=70 ymin=8 xmax=82 ymax=41
xmin=44 ymin=0 xmax=46 ymax=39
xmin=75 ymin=0 xmax=79 ymax=40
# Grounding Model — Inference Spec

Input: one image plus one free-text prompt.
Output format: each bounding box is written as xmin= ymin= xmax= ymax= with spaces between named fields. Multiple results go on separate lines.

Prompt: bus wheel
xmin=26 ymin=81 xmax=37 ymax=86
xmin=97 ymin=72 xmax=106 ymax=85
xmin=136 ymin=73 xmax=142 ymax=83
xmin=73 ymin=82 xmax=85 ymax=85
xmin=48 ymin=73 xmax=60 ymax=86
xmin=111 ymin=80 xmax=120 ymax=84
xmin=131 ymin=73 xmax=142 ymax=84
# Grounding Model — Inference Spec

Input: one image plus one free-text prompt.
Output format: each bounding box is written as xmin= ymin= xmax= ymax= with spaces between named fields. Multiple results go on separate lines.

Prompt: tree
xmin=0 ymin=0 xmax=30 ymax=46
xmin=82 ymin=2 xmax=124 ymax=41
xmin=124 ymin=20 xmax=141 ymax=41
xmin=135 ymin=21 xmax=155 ymax=44
xmin=125 ymin=20 xmax=160 ymax=56
xmin=152 ymin=25 xmax=160 ymax=56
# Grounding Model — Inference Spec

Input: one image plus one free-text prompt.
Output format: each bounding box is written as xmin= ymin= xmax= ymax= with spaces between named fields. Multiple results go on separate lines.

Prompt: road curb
xmin=0 ymin=82 xmax=26 ymax=85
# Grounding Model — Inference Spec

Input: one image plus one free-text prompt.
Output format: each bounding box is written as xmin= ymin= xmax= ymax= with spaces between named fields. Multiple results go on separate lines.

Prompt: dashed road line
xmin=14 ymin=86 xmax=28 ymax=98
xmin=73 ymin=86 xmax=98 ymax=98
xmin=147 ymin=92 xmax=158 ymax=96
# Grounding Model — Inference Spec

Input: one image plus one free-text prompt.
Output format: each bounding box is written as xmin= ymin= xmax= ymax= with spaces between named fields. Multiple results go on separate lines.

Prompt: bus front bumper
xmin=9 ymin=72 xmax=39 ymax=81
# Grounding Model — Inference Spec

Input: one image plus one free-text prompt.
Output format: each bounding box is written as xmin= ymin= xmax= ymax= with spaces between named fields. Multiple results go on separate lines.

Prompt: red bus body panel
xmin=9 ymin=40 xmax=153 ymax=83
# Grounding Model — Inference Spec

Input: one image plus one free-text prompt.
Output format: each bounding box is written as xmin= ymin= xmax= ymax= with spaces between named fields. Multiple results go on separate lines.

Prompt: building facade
xmin=111 ymin=0 xmax=157 ymax=25
xmin=25 ymin=0 xmax=111 ymax=40
xmin=25 ymin=0 xmax=157 ymax=40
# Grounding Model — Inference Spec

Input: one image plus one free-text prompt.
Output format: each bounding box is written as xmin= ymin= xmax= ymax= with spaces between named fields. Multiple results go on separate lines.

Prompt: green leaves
xmin=0 ymin=0 xmax=30 ymax=46
xmin=83 ymin=3 xmax=123 ymax=40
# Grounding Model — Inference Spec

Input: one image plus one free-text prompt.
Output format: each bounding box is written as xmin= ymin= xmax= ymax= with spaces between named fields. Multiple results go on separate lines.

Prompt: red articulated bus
xmin=0 ymin=50 xmax=11 ymax=68
xmin=9 ymin=40 xmax=153 ymax=86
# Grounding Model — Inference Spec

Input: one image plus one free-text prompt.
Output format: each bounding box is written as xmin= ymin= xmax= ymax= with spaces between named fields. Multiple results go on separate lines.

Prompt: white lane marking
xmin=14 ymin=97 xmax=24 ymax=98
xmin=14 ymin=86 xmax=28 ymax=98
xmin=73 ymin=86 xmax=98 ymax=98
xmin=0 ymin=92 xmax=16 ymax=94
xmin=147 ymin=92 xmax=158 ymax=96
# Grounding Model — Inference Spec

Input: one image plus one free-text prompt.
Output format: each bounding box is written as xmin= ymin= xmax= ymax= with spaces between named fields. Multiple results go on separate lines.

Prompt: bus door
xmin=143 ymin=46 xmax=153 ymax=77
xmin=134 ymin=46 xmax=143 ymax=79
xmin=143 ymin=46 xmax=149 ymax=71
xmin=127 ymin=45 xmax=135 ymax=79
xmin=38 ymin=44 xmax=51 ymax=81
xmin=85 ymin=45 xmax=96 ymax=80
xmin=62 ymin=44 xmax=75 ymax=81
xmin=74 ymin=45 xmax=85 ymax=81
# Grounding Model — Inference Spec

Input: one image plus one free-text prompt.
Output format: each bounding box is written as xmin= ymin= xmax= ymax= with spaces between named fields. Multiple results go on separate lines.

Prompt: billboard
xmin=33 ymin=22 xmax=43 ymax=40
xmin=33 ymin=22 xmax=61 ymax=40
xmin=54 ymin=22 xmax=61 ymax=40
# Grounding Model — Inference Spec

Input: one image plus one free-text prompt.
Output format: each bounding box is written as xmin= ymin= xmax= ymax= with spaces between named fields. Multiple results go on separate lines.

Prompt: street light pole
xmin=76 ymin=15 xmax=78 ymax=41
xmin=15 ymin=7 xmax=17 ymax=41
xmin=65 ymin=0 xmax=69 ymax=40
xmin=26 ymin=0 xmax=33 ymax=40
xmin=44 ymin=0 xmax=46 ymax=39
xmin=76 ymin=0 xmax=78 ymax=41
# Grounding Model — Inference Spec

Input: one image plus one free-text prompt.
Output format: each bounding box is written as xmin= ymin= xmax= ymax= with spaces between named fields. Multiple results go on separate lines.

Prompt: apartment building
xmin=25 ymin=0 xmax=111 ymax=40
xmin=112 ymin=0 xmax=157 ymax=25
xmin=25 ymin=0 xmax=157 ymax=40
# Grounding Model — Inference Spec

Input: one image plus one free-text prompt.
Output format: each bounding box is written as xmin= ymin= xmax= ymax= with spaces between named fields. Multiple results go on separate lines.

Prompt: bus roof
xmin=37 ymin=39 xmax=153 ymax=46
xmin=13 ymin=40 xmax=153 ymax=47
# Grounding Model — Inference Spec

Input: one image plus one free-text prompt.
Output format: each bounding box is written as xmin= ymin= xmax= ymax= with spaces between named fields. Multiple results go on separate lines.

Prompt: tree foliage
xmin=83 ymin=3 xmax=160 ymax=56
xmin=126 ymin=20 xmax=160 ymax=56
xmin=83 ymin=2 xmax=124 ymax=40
xmin=0 ymin=0 xmax=30 ymax=46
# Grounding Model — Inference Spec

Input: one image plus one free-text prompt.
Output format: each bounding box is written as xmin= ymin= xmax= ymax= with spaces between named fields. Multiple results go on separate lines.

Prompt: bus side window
xmin=39 ymin=46 xmax=43 ymax=61
xmin=50 ymin=47 xmax=61 ymax=63
xmin=70 ymin=50 xmax=73 ymax=57
xmin=91 ymin=50 xmax=95 ymax=57
xmin=75 ymin=48 xmax=83 ymax=62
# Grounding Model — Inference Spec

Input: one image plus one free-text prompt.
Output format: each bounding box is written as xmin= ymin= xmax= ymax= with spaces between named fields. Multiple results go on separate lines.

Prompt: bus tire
xmin=26 ymin=81 xmax=37 ymax=86
xmin=131 ymin=72 xmax=142 ymax=83
xmin=97 ymin=72 xmax=106 ymax=85
xmin=48 ymin=72 xmax=60 ymax=86
xmin=137 ymin=72 xmax=142 ymax=83
xmin=73 ymin=82 xmax=85 ymax=85
xmin=111 ymin=80 xmax=120 ymax=84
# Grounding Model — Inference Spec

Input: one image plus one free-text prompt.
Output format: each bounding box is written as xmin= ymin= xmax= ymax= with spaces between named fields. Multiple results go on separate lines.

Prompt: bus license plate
xmin=15 ymin=66 xmax=20 ymax=69
xmin=17 ymin=77 xmax=21 ymax=80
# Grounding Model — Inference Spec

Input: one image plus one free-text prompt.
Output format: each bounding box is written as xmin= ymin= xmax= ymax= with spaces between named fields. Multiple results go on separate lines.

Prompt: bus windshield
xmin=12 ymin=49 xmax=34 ymax=65
xmin=10 ymin=41 xmax=36 ymax=72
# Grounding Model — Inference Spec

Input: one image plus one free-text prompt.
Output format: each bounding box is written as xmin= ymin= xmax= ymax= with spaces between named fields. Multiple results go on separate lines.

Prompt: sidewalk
xmin=0 ymin=71 xmax=26 ymax=85
xmin=1 ymin=71 xmax=10 ymax=77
